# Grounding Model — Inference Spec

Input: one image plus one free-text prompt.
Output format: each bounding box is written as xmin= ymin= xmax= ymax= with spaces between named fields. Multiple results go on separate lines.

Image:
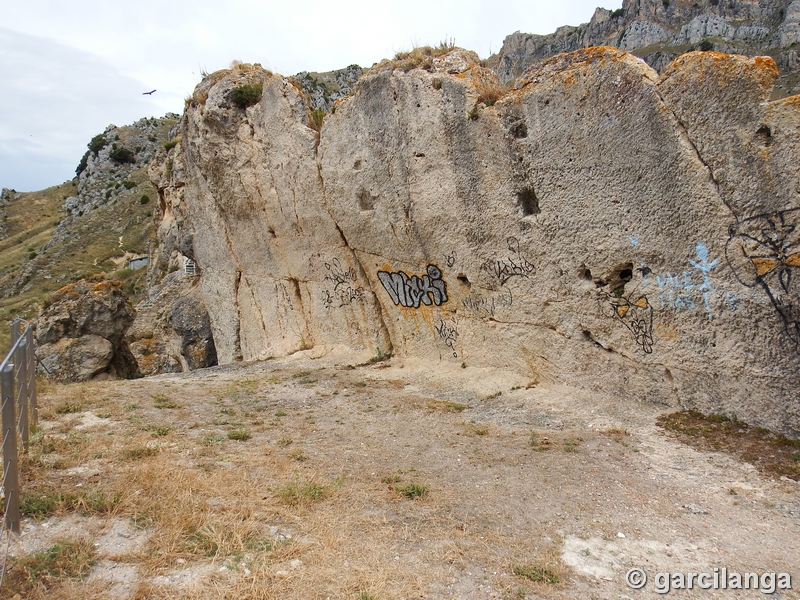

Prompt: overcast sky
xmin=1 ymin=0 xmax=620 ymax=193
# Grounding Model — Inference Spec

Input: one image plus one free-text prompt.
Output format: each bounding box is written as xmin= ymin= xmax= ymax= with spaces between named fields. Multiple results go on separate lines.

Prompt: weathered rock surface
xmin=151 ymin=49 xmax=800 ymax=436
xmin=492 ymin=0 xmax=800 ymax=98
xmin=36 ymin=278 xmax=140 ymax=381
xmin=128 ymin=273 xmax=217 ymax=376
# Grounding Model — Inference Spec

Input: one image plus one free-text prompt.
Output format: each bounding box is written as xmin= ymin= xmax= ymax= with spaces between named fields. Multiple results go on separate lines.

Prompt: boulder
xmin=36 ymin=277 xmax=140 ymax=381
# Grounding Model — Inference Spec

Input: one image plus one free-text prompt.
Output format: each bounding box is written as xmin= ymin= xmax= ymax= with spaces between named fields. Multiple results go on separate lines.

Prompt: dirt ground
xmin=3 ymin=350 xmax=799 ymax=599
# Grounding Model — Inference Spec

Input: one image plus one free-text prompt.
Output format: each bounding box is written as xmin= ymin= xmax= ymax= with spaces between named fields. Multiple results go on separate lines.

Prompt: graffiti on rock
xmin=443 ymin=251 xmax=457 ymax=268
xmin=652 ymin=242 xmax=718 ymax=318
xmin=481 ymin=237 xmax=535 ymax=286
xmin=689 ymin=242 xmax=718 ymax=319
xmin=726 ymin=208 xmax=800 ymax=351
xmin=655 ymin=271 xmax=697 ymax=311
xmin=655 ymin=322 xmax=679 ymax=341
xmin=322 ymin=258 xmax=366 ymax=309
xmin=378 ymin=264 xmax=448 ymax=308
xmin=435 ymin=315 xmax=459 ymax=358
xmin=461 ymin=288 xmax=513 ymax=318
xmin=606 ymin=293 xmax=655 ymax=354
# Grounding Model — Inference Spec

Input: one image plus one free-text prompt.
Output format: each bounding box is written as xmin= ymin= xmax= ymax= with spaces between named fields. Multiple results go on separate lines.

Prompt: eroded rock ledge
xmin=149 ymin=48 xmax=800 ymax=435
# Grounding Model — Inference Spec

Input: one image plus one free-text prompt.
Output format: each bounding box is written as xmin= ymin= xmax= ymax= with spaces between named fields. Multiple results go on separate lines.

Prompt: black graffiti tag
xmin=726 ymin=208 xmax=800 ymax=352
xmin=377 ymin=264 xmax=448 ymax=308
xmin=606 ymin=293 xmax=655 ymax=354
xmin=435 ymin=316 xmax=459 ymax=358
xmin=480 ymin=237 xmax=535 ymax=286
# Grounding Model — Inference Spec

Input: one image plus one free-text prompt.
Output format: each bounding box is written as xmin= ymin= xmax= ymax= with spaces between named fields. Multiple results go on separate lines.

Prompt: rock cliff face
xmin=151 ymin=49 xmax=800 ymax=436
xmin=493 ymin=0 xmax=800 ymax=98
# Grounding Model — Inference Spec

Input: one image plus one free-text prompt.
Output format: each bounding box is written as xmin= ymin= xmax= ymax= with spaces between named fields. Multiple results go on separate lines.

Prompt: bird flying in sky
xmin=142 ymin=90 xmax=157 ymax=95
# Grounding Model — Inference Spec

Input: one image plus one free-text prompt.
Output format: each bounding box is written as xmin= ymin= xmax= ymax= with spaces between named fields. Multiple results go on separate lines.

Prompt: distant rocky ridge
xmin=492 ymin=0 xmax=800 ymax=97
xmin=65 ymin=115 xmax=180 ymax=219
xmin=292 ymin=65 xmax=364 ymax=111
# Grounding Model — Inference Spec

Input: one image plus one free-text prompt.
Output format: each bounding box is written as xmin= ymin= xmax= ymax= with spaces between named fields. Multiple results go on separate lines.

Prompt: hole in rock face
xmin=608 ymin=262 xmax=634 ymax=294
xmin=353 ymin=159 xmax=363 ymax=170
xmin=581 ymin=266 xmax=593 ymax=281
xmin=517 ymin=188 xmax=540 ymax=216
xmin=457 ymin=275 xmax=471 ymax=288
xmin=664 ymin=367 xmax=673 ymax=383
xmin=357 ymin=189 xmax=374 ymax=211
xmin=511 ymin=122 xmax=527 ymax=139
xmin=755 ymin=124 xmax=772 ymax=147
xmin=268 ymin=228 xmax=276 ymax=238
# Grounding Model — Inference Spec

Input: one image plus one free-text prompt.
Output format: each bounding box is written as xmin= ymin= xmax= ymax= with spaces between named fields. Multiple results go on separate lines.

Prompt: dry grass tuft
xmin=470 ymin=68 xmax=512 ymax=107
xmin=389 ymin=40 xmax=456 ymax=72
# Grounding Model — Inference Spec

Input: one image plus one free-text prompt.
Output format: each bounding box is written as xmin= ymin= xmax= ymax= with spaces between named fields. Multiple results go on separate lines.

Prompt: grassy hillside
xmin=0 ymin=116 xmax=178 ymax=356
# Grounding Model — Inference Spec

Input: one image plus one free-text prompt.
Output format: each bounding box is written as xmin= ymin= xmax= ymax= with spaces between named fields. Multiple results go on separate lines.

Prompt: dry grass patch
xmin=5 ymin=539 xmax=97 ymax=595
xmin=657 ymin=410 xmax=800 ymax=481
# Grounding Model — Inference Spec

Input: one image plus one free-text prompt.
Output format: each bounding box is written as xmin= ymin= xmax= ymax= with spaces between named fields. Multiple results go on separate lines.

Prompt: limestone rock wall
xmin=152 ymin=49 xmax=800 ymax=436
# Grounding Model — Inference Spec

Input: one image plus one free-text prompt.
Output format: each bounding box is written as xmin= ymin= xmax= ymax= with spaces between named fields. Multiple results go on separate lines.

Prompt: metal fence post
xmin=9 ymin=320 xmax=20 ymax=349
xmin=1 ymin=364 xmax=20 ymax=535
xmin=25 ymin=326 xmax=36 ymax=429
xmin=16 ymin=338 xmax=28 ymax=453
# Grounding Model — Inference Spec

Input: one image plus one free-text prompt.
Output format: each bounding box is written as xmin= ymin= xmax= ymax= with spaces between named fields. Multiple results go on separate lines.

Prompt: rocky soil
xmin=4 ymin=353 xmax=799 ymax=599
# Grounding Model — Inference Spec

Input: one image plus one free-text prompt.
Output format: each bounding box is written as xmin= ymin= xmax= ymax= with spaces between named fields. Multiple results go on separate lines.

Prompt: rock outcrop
xmin=150 ymin=49 xmax=800 ymax=436
xmin=493 ymin=0 xmax=800 ymax=98
xmin=128 ymin=273 xmax=217 ymax=376
xmin=36 ymin=277 xmax=140 ymax=381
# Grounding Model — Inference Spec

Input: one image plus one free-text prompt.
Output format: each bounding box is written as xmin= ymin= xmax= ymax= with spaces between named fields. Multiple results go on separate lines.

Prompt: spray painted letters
xmin=378 ymin=264 xmax=448 ymax=308
xmin=481 ymin=237 xmax=535 ymax=286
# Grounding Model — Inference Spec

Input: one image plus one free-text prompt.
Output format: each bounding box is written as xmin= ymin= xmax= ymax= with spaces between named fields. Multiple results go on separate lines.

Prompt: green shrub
xmin=310 ymin=109 xmax=325 ymax=131
xmin=230 ymin=83 xmax=263 ymax=108
xmin=163 ymin=139 xmax=179 ymax=151
xmin=28 ymin=251 xmax=37 ymax=260
xmin=140 ymin=195 xmax=150 ymax=205
xmin=699 ymin=39 xmax=713 ymax=51
xmin=109 ymin=147 xmax=136 ymax=164
xmin=75 ymin=151 xmax=90 ymax=176
xmin=88 ymin=134 xmax=107 ymax=154
xmin=123 ymin=180 xmax=137 ymax=189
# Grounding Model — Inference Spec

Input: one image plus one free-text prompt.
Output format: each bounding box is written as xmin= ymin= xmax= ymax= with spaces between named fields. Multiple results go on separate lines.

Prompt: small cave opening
xmin=755 ymin=124 xmax=772 ymax=147
xmin=517 ymin=187 xmax=540 ymax=216
xmin=457 ymin=274 xmax=471 ymax=288
xmin=580 ymin=266 xmax=593 ymax=282
xmin=609 ymin=262 xmax=634 ymax=295
xmin=664 ymin=367 xmax=674 ymax=383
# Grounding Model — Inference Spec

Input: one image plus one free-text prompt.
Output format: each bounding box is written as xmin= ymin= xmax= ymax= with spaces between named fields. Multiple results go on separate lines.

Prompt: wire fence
xmin=0 ymin=319 xmax=37 ymax=587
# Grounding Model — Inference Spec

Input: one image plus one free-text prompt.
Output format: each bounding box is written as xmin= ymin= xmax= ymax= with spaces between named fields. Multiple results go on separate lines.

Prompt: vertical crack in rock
xmin=286 ymin=277 xmax=314 ymax=350
xmin=652 ymin=88 xmax=736 ymax=219
xmin=242 ymin=272 xmax=270 ymax=342
xmin=314 ymin=161 xmax=394 ymax=356
xmin=232 ymin=269 xmax=243 ymax=360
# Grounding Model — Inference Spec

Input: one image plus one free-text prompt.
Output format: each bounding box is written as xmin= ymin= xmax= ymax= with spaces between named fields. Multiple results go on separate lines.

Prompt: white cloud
xmin=1 ymin=0 xmax=620 ymax=191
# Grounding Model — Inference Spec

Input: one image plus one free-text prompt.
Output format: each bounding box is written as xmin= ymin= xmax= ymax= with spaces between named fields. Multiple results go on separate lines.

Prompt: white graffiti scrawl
xmin=378 ymin=264 xmax=448 ymax=308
